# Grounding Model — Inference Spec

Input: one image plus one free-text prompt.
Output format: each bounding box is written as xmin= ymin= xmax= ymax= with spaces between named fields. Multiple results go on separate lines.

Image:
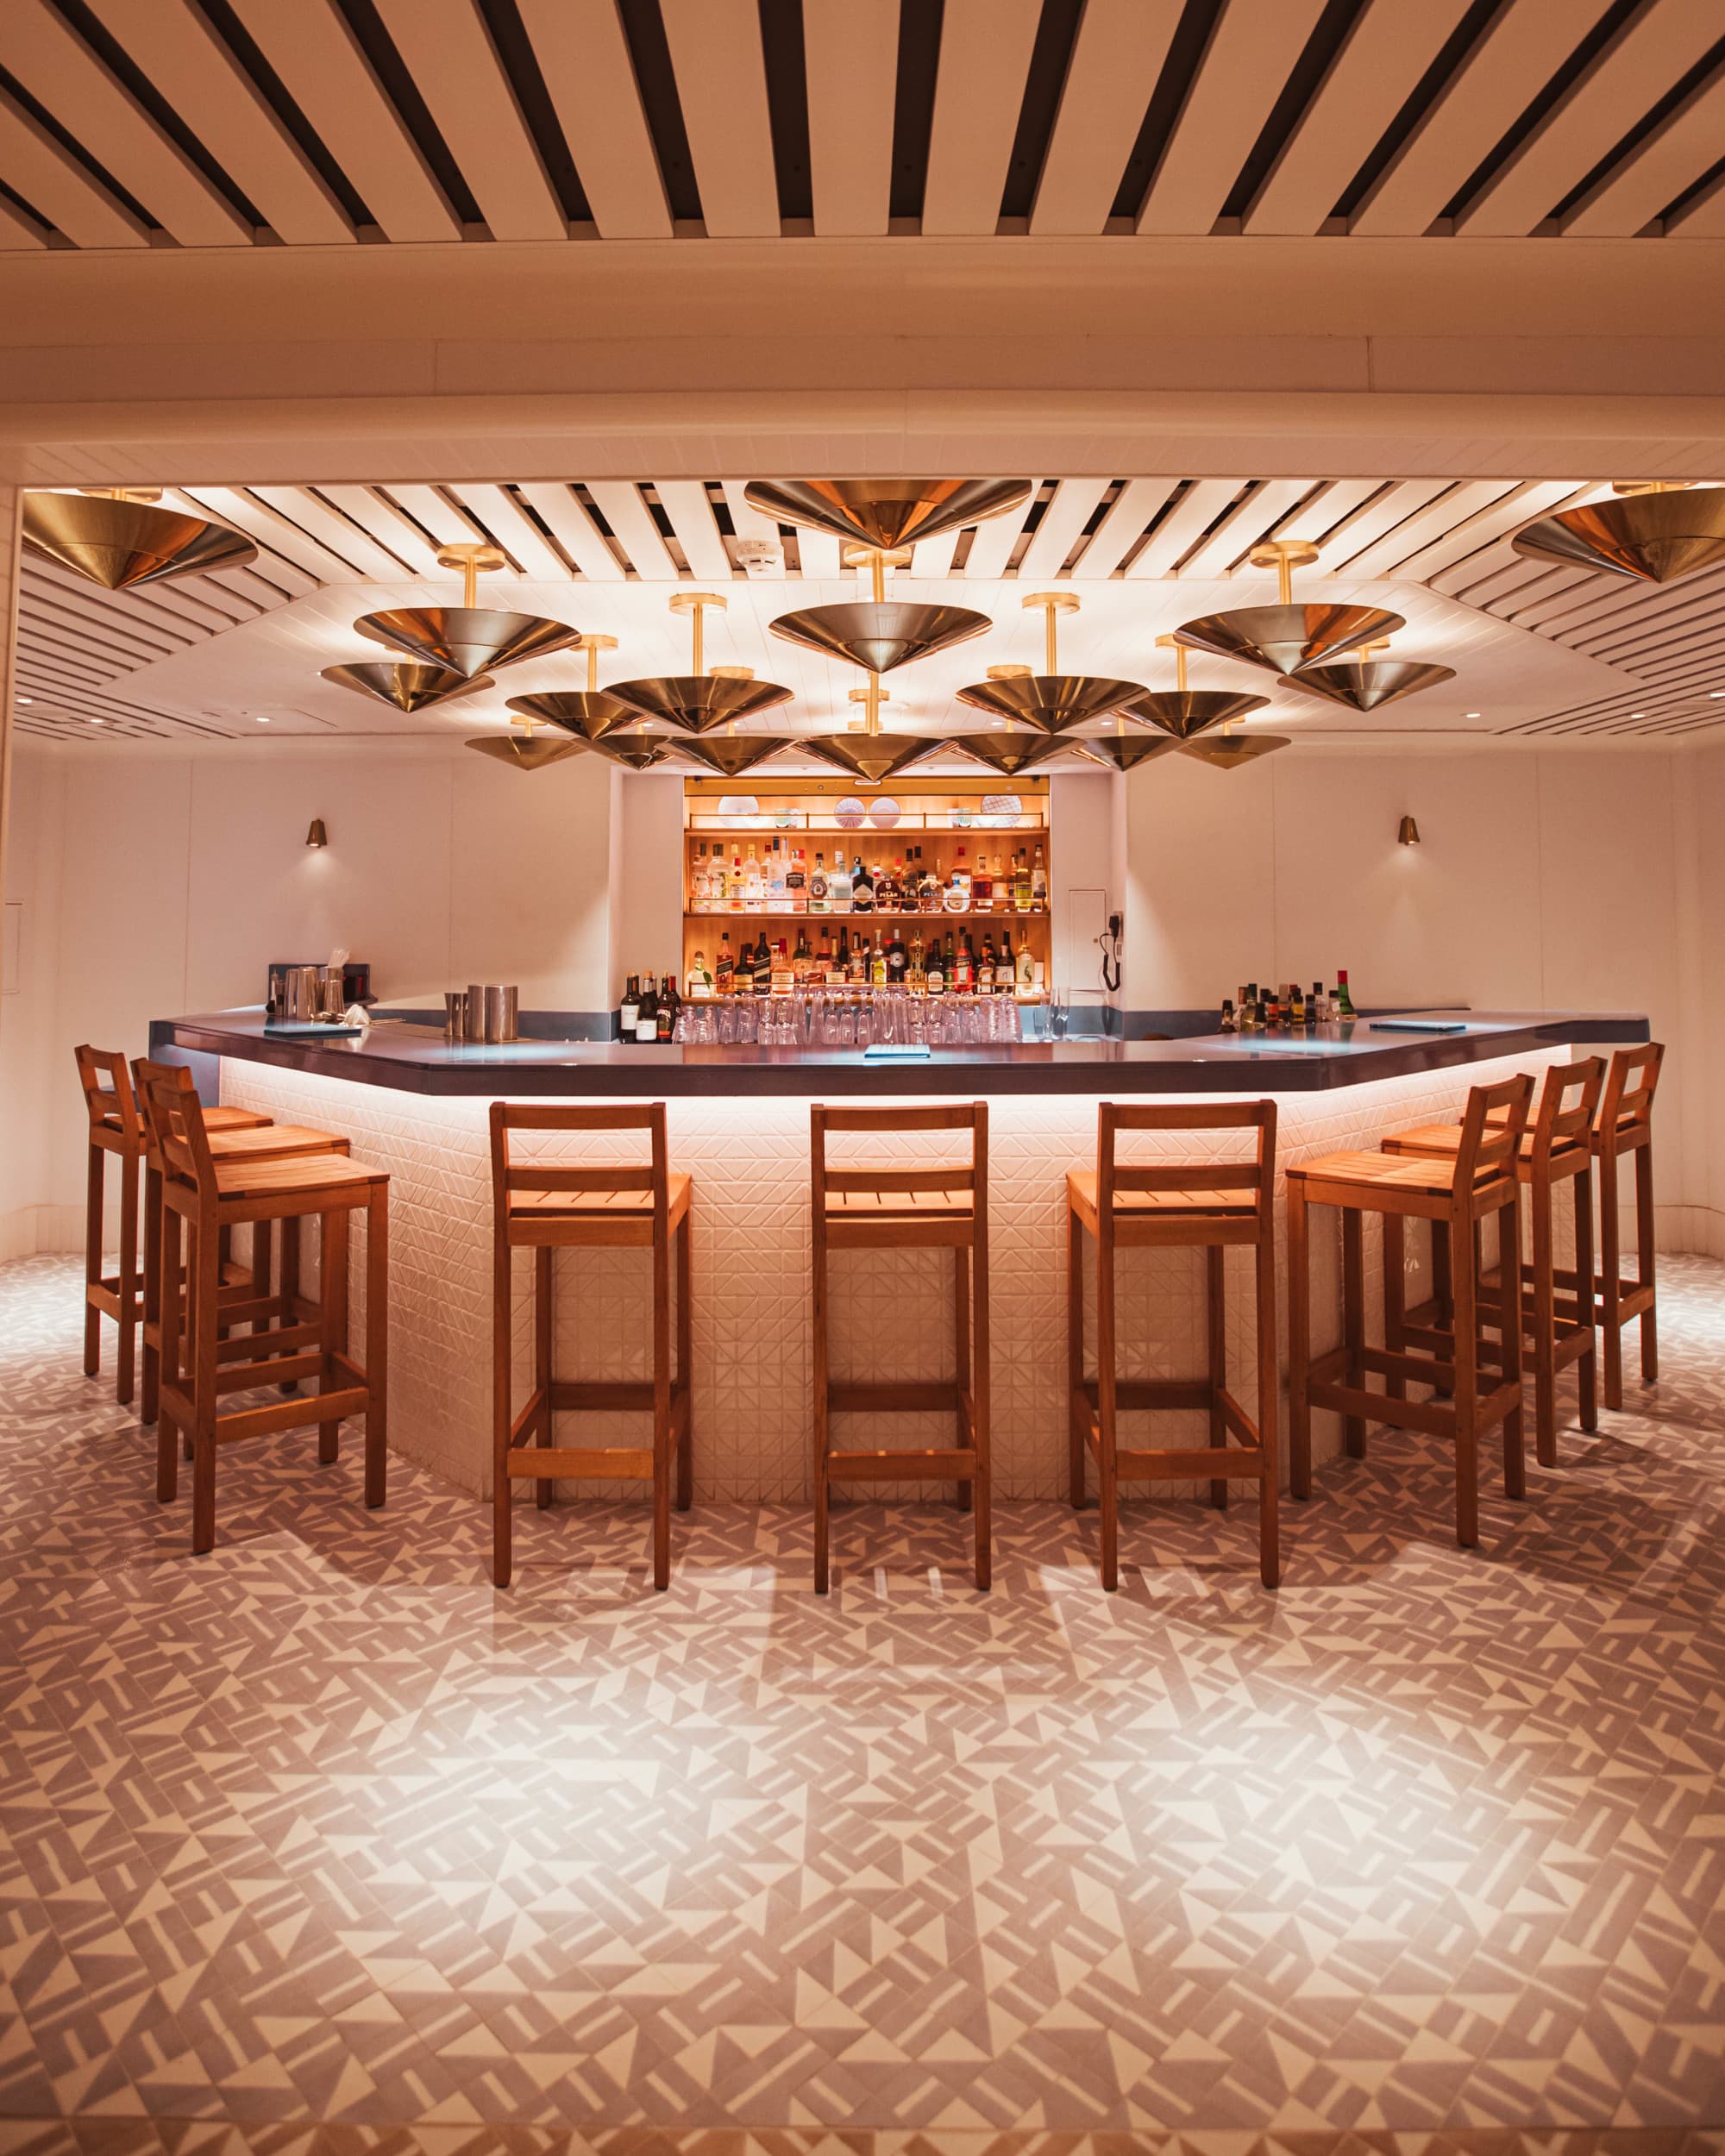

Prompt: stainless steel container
xmin=483 ymin=985 xmax=519 ymax=1043
xmin=467 ymin=985 xmax=487 ymax=1041
xmin=283 ymin=965 xmax=322 ymax=1021
xmin=444 ymin=990 xmax=468 ymax=1040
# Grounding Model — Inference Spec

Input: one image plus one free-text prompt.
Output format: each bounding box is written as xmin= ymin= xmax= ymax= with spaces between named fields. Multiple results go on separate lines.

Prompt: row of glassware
xmin=672 ymin=988 xmax=1028 ymax=1049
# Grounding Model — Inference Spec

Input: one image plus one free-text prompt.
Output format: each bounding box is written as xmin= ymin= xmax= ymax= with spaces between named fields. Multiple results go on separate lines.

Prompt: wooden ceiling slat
xmin=455 ymin=482 xmax=575 ymax=582
xmin=921 ymin=0 xmax=1043 ymax=237
xmin=798 ymin=531 xmax=842 ymax=577
xmin=0 ymin=0 xmax=250 ymax=245
xmin=1125 ymin=480 xmax=1245 ymax=578
xmin=1459 ymin=0 xmax=1723 ymax=237
xmin=586 ymin=482 xmax=679 ymax=580
xmin=377 ymin=483 xmax=499 ymax=563
xmin=722 ymin=483 xmax=787 ymax=579
xmin=175 ymin=486 xmax=350 ymax=581
xmin=907 ymin=529 xmax=961 ymax=579
xmin=248 ymin=486 xmax=412 ymax=580
xmin=1177 ymin=479 xmax=1319 ymax=579
xmin=229 ymin=0 xmax=460 ymax=245
xmin=1070 ymin=479 xmax=1177 ymax=579
xmin=1352 ymin=0 xmax=1617 ymax=238
xmin=803 ymin=0 xmax=898 ymax=238
xmin=372 ymin=0 xmax=565 ymax=241
xmin=20 ymin=589 xmax=176 ymax=662
xmin=1337 ymin=480 xmax=1522 ymax=580
xmin=1392 ymin=482 xmax=1590 ymax=584
xmin=518 ymin=0 xmax=671 ymax=240
xmin=1137 ymin=0 xmax=1327 ymax=237
xmin=1310 ymin=480 xmax=1452 ymax=570
xmin=653 ymin=482 xmax=732 ymax=582
xmin=1669 ymin=166 xmax=1725 ymax=235
xmin=659 ymin=0 xmax=780 ymax=239
xmin=21 ymin=567 xmax=197 ymax=649
xmin=0 ymin=87 xmax=146 ymax=247
xmin=85 ymin=0 xmax=353 ymax=245
xmin=317 ymin=486 xmax=446 ymax=575
xmin=1016 ymin=481 xmax=1113 ymax=580
xmin=517 ymin=484 xmax=625 ymax=582
xmin=1029 ymin=0 xmax=1182 ymax=238
xmin=1244 ymin=0 xmax=1474 ymax=236
xmin=963 ymin=486 xmax=1040 ymax=580
xmin=0 ymin=188 xmax=47 ymax=248
xmin=1564 ymin=66 xmax=1725 ymax=237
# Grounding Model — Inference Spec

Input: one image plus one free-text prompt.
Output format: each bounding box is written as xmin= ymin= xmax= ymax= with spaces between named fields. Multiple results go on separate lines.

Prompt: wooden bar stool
xmin=131 ymin=1058 xmax=348 ymax=1430
xmin=136 ymin=1060 xmax=388 ymax=1554
xmin=1287 ymin=1072 xmax=1534 ymax=1550
xmin=811 ymin=1103 xmax=989 ymax=1595
xmin=1587 ymin=1043 xmax=1664 ymax=1411
xmin=1066 ymin=1102 xmax=1280 ymax=1591
xmin=75 ymin=1045 xmax=271 ymax=1407
xmin=490 ymin=1102 xmax=693 ymax=1591
xmin=1380 ymin=1057 xmax=1604 ymax=1465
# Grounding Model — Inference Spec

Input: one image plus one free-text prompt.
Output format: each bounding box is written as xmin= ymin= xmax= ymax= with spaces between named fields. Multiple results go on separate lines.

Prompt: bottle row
xmin=689 ymin=837 xmax=1048 ymax=918
xmin=1221 ymin=974 xmax=1356 ymax=1032
xmin=690 ymin=924 xmax=1044 ymax=999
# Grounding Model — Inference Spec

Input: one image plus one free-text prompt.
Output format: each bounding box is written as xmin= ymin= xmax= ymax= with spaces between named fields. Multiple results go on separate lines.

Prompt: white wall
xmin=0 ymin=746 xmax=66 ymax=1252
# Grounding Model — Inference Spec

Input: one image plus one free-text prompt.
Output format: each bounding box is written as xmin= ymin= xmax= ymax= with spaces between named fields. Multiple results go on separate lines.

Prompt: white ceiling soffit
xmin=3 ymin=0 xmax=1723 ymax=252
xmin=16 ymin=470 xmax=1725 ymax=750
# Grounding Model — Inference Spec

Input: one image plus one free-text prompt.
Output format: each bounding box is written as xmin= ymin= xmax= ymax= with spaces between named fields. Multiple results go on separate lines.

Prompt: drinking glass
xmin=1048 ymin=988 xmax=1069 ymax=1040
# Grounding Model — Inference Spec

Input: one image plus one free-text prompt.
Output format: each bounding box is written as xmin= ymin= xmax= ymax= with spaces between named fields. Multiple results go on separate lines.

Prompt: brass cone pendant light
xmin=609 ymin=592 xmax=794 ymax=734
xmin=802 ymin=733 xmax=945 ymax=785
xmin=1122 ymin=635 xmax=1270 ymax=739
xmin=769 ymin=598 xmax=990 ymax=674
xmin=591 ymin=730 xmax=679 ymax=771
xmin=1074 ymin=734 xmax=1183 ymax=773
xmin=1511 ymin=481 xmax=1725 ymax=585
xmin=743 ymin=478 xmax=1032 ymax=552
xmin=672 ymin=734 xmax=797 ymax=777
xmin=1175 ymin=540 xmax=1403 ymax=675
xmin=956 ymin=592 xmax=1145 ymax=733
xmin=356 ymin=542 xmax=580 ymax=680
xmin=506 ymin=636 xmax=638 ymax=741
xmin=1182 ymin=728 xmax=1290 ymax=770
xmin=949 ymin=729 xmax=1065 ymax=778
xmin=1279 ymin=639 xmax=1456 ymax=711
xmin=322 ymin=661 xmax=494 ymax=712
xmin=466 ymin=730 xmax=585 ymax=772
xmin=24 ymin=487 xmax=258 ymax=591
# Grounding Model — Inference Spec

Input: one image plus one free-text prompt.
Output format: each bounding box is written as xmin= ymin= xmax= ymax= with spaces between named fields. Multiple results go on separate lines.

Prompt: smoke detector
xmin=734 ymin=535 xmax=782 ymax=573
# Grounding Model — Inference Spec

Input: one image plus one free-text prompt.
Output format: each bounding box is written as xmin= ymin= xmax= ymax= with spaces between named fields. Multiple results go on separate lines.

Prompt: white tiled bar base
xmin=219 ymin=1050 xmax=1566 ymax=1503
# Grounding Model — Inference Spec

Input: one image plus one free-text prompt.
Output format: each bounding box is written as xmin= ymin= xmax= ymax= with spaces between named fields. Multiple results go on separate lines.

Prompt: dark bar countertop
xmin=153 ymin=1009 xmax=1652 ymax=1098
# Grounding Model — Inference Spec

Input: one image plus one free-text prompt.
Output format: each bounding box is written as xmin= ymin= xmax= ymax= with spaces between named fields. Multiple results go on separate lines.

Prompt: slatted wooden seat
xmin=1383 ymin=1058 xmax=1604 ymax=1465
xmin=1584 ymin=1044 xmax=1663 ymax=1411
xmin=1287 ymin=1072 xmax=1534 ymax=1551
xmin=75 ymin=1045 xmax=272 ymax=1407
xmin=490 ymin=1103 xmax=693 ymax=1591
xmin=135 ymin=1060 xmax=387 ymax=1554
xmin=811 ymin=1103 xmax=990 ymax=1595
xmin=1066 ymin=1102 xmax=1279 ymax=1591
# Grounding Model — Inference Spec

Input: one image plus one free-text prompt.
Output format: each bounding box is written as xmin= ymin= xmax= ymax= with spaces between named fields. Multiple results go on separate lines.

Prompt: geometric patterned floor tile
xmin=3 ymin=1253 xmax=1723 ymax=2145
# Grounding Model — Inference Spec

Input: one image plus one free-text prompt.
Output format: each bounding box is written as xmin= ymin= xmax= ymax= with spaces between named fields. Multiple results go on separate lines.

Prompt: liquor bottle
xmin=836 ymin=928 xmax=851 ymax=983
xmin=786 ymin=848 xmax=807 ymax=912
xmin=1014 ymin=849 xmax=1032 ymax=913
xmin=619 ymin=974 xmax=640 ymax=1037
xmin=919 ymin=851 xmax=943 ymax=913
xmin=871 ymin=938 xmax=888 ymax=988
xmin=768 ymin=841 xmax=787 ymax=910
xmin=635 ymin=975 xmax=659 ymax=1043
xmin=1290 ymin=982 xmax=1306 ymax=1026
xmin=690 ymin=845 xmax=707 ymax=912
xmin=771 ymin=940 xmax=794 ymax=995
xmin=944 ymin=846 xmax=971 ymax=913
xmin=955 ymin=933 xmax=975 ymax=992
xmin=1266 ymin=990 xmax=1282 ymax=1029
xmin=1220 ymin=997 xmax=1237 ymax=1032
xmin=657 ymin=975 xmax=679 ymax=1041
xmin=996 ymin=932 xmax=1015 ymax=993
xmin=980 ymin=932 xmax=997 ymax=989
xmin=1310 ymin=980 xmax=1327 ymax=1023
xmin=907 ymin=928 xmax=926 ymax=993
xmin=809 ymin=851 xmax=829 ymax=913
xmin=830 ymin=853 xmax=852 ymax=915
xmin=1334 ymin=968 xmax=1355 ymax=1018
xmin=689 ymin=950 xmax=713 ymax=998
xmin=972 ymin=855 xmax=994 ymax=913
xmin=743 ymin=845 xmax=763 ymax=913
xmin=753 ymin=939 xmax=773 ymax=994
xmin=926 ymin=937 xmax=945 ymax=995
xmin=727 ymin=850 xmax=744 ymax=912
xmin=716 ymin=936 xmax=734 ymax=993
xmin=886 ymin=927 xmax=908 ymax=984
xmin=815 ymin=926 xmax=832 ymax=982
xmin=793 ymin=927 xmax=812 ymax=981
xmin=851 ymin=854 xmax=875 ymax=913
xmin=1016 ymin=939 xmax=1034 ymax=992
xmin=1031 ymin=843 xmax=1049 ymax=912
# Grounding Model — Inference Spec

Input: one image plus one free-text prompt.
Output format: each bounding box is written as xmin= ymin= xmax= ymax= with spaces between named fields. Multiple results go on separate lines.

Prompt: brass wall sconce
xmin=306 ymin=818 xmax=329 ymax=849
xmin=1398 ymin=815 xmax=1421 ymax=846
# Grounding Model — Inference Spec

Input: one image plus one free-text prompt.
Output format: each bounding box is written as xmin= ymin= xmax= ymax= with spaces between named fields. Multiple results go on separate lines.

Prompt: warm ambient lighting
xmin=306 ymin=818 xmax=328 ymax=848
xmin=1398 ymin=815 xmax=1421 ymax=845
xmin=16 ymin=696 xmax=32 ymax=705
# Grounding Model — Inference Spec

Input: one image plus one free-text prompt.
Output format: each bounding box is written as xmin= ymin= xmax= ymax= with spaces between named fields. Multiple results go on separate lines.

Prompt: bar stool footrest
xmin=507 ymin=1445 xmax=655 ymax=1481
xmin=827 ymin=1447 xmax=978 ymax=1481
xmin=1112 ymin=1444 xmax=1267 ymax=1481
xmin=1076 ymin=1377 xmax=1214 ymax=1412
xmin=829 ymin=1380 xmax=962 ymax=1413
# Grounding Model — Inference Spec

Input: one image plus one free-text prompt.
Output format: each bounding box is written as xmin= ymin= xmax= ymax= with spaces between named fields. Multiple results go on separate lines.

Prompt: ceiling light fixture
xmin=354 ymin=541 xmax=579 ymax=680
xmin=1512 ymin=480 xmax=1725 ymax=585
xmin=508 ymin=635 xmax=638 ymax=742
xmin=954 ymin=591 xmax=1145 ymax=734
xmin=609 ymin=592 xmax=794 ymax=735
xmin=23 ymin=486 xmax=258 ymax=592
xmin=1279 ymin=638 xmax=1457 ymax=711
xmin=741 ymin=478 xmax=1032 ymax=553
xmin=1174 ymin=539 xmax=1403 ymax=675
xmin=1121 ymin=635 xmax=1268 ymax=740
xmin=323 ymin=660 xmax=495 ymax=713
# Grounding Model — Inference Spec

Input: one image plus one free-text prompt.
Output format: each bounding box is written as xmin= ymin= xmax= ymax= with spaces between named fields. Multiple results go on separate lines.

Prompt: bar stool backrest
xmin=75 ymin=1044 xmax=141 ymax=1149
xmin=1597 ymin=1042 xmax=1663 ymax=1142
xmin=810 ymin=1102 xmax=987 ymax=1207
xmin=134 ymin=1059 xmax=217 ymax=1202
xmin=489 ymin=1100 xmax=670 ymax=1221
xmin=1453 ymin=1071 xmax=1534 ymax=1190
xmin=1530 ymin=1056 xmax=1604 ymax=1169
xmin=1095 ymin=1100 xmax=1275 ymax=1216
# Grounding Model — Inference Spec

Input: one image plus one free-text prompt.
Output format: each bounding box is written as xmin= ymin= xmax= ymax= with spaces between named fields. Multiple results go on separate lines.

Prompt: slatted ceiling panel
xmin=21 ymin=596 xmax=172 ymax=669
xmin=903 ymin=528 xmax=958 ymax=579
xmin=1445 ymin=555 xmax=1571 ymax=611
xmin=0 ymin=90 xmax=146 ymax=247
xmin=721 ymin=482 xmax=786 ymax=578
xmin=1459 ymin=0 xmax=1722 ymax=237
xmin=920 ymin=0 xmax=1043 ymax=235
xmin=370 ymin=0 xmax=563 ymax=241
xmin=1027 ymin=0 xmax=1182 ymax=236
xmin=658 ymin=0 xmax=779 ymax=238
xmin=518 ymin=0 xmax=670 ymax=240
xmin=1335 ymin=479 xmax=1526 ymax=580
xmin=316 ymin=485 xmax=444 ymax=575
xmin=1388 ymin=481 xmax=1588 ymax=583
xmin=455 ymin=483 xmax=571 ymax=581
xmin=1499 ymin=569 xmax=1615 ymax=628
xmin=227 ymin=0 xmax=457 ymax=244
xmin=1311 ymin=480 xmax=1453 ymax=569
xmin=506 ymin=485 xmax=618 ymax=583
xmin=0 ymin=0 xmax=249 ymax=244
xmin=246 ymin=486 xmax=410 ymax=580
xmin=1177 ymin=479 xmax=1320 ymax=579
xmin=651 ymin=482 xmax=731 ymax=581
xmin=1352 ymin=0 xmax=1619 ymax=237
xmin=83 ymin=0 xmax=352 ymax=246
xmin=797 ymin=530 xmax=842 ymax=577
xmin=1066 ymin=483 xmax=1173 ymax=578
xmin=1257 ymin=479 xmax=1383 ymax=549
xmin=374 ymin=482 xmax=486 ymax=559
xmin=174 ymin=486 xmax=348 ymax=582
xmin=1670 ymin=165 xmax=1725 ymax=233
xmin=22 ymin=565 xmax=203 ymax=649
xmin=1565 ymin=567 xmax=1725 ymax=647
xmin=1123 ymin=481 xmax=1245 ymax=579
xmin=1136 ymin=0 xmax=1328 ymax=236
xmin=1565 ymin=66 xmax=1725 ymax=235
xmin=961 ymin=486 xmax=1039 ymax=580
xmin=1242 ymin=0 xmax=1475 ymax=235
xmin=585 ymin=482 xmax=678 ymax=580
xmin=1013 ymin=480 xmax=1111 ymax=580
xmin=801 ymin=0 xmax=896 ymax=238
xmin=0 ymin=188 xmax=48 ymax=246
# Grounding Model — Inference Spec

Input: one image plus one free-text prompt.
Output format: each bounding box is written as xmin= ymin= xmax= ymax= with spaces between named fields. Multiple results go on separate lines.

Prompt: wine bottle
xmin=972 ymin=855 xmax=994 ymax=913
xmin=635 ymin=975 xmax=659 ymax=1043
xmin=753 ymin=939 xmax=773 ymax=994
xmin=996 ymin=932 xmax=1014 ymax=993
xmin=657 ymin=975 xmax=679 ymax=1041
xmin=1014 ymin=849 xmax=1032 ymax=913
xmin=619 ymin=974 xmax=640 ymax=1037
xmin=1031 ymin=843 xmax=1048 ymax=912
xmin=716 ymin=936 xmax=734 ymax=993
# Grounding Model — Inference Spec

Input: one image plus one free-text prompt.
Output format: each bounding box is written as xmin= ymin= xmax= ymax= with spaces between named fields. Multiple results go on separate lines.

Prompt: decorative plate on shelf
xmin=834 ymin=796 xmax=867 ymax=829
xmin=982 ymin=793 xmax=1025 ymax=827
xmin=867 ymin=796 xmax=901 ymax=828
xmin=717 ymin=794 xmax=760 ymax=820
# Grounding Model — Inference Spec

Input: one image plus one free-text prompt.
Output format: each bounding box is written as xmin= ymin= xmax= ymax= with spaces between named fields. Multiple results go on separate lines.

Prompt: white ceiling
xmin=16 ymin=472 xmax=1725 ymax=753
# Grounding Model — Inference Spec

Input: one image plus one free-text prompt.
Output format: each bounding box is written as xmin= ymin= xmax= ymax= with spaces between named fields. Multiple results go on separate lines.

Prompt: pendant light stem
xmin=586 ymin=642 xmax=599 ymax=692
xmin=866 ymin=672 xmax=881 ymax=735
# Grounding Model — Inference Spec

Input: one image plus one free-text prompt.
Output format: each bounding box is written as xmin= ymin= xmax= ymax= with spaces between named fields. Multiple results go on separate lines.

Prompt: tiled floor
xmin=2 ymin=1253 xmax=1723 ymax=2156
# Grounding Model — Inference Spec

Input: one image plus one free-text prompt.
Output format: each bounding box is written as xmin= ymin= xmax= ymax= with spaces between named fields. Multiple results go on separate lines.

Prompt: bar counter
xmin=154 ymin=1007 xmax=1650 ymax=1513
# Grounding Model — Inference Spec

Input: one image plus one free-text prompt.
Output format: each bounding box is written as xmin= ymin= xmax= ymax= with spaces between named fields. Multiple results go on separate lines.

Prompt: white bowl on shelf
xmin=867 ymin=796 xmax=901 ymax=828
xmin=834 ymin=796 xmax=867 ymax=829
